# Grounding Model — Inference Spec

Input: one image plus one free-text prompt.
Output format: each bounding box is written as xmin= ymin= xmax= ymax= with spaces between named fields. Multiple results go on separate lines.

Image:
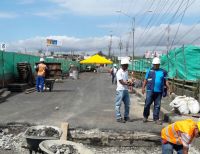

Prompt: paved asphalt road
xmin=0 ymin=72 xmax=163 ymax=133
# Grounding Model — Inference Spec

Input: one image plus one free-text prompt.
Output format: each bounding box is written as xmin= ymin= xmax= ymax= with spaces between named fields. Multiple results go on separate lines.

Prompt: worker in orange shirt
xmin=35 ymin=58 xmax=48 ymax=92
xmin=161 ymin=119 xmax=200 ymax=154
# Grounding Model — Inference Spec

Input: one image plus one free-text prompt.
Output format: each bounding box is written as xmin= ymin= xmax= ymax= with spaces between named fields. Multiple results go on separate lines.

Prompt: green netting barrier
xmin=128 ymin=45 xmax=200 ymax=81
xmin=128 ymin=59 xmax=152 ymax=72
xmin=0 ymin=51 xmax=81 ymax=82
xmin=160 ymin=45 xmax=200 ymax=81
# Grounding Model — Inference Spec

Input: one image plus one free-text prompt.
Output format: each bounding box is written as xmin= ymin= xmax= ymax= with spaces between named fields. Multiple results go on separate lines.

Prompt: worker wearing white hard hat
xmin=142 ymin=57 xmax=171 ymax=125
xmin=35 ymin=57 xmax=48 ymax=92
xmin=110 ymin=64 xmax=118 ymax=84
xmin=113 ymin=64 xmax=117 ymax=67
xmin=152 ymin=57 xmax=160 ymax=64
xmin=114 ymin=58 xmax=132 ymax=123
xmin=39 ymin=57 xmax=45 ymax=62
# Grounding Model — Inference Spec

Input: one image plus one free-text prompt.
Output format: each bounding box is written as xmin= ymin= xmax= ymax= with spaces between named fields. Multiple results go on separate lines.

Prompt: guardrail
xmin=132 ymin=70 xmax=200 ymax=102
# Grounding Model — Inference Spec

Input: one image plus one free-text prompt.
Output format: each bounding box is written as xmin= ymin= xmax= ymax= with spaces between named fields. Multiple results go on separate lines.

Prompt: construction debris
xmin=49 ymin=144 xmax=79 ymax=154
xmin=25 ymin=127 xmax=59 ymax=138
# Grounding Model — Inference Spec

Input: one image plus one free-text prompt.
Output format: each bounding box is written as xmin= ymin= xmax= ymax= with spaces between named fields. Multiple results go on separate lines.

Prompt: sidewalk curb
xmin=132 ymin=88 xmax=172 ymax=123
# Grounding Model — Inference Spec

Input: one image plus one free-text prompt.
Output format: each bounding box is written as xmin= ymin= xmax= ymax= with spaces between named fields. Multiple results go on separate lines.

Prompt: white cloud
xmin=18 ymin=0 xmax=35 ymax=5
xmin=48 ymin=0 xmax=143 ymax=16
xmin=47 ymin=0 xmax=200 ymax=17
xmin=33 ymin=9 xmax=66 ymax=18
xmin=0 ymin=12 xmax=18 ymax=18
xmin=6 ymin=23 xmax=200 ymax=56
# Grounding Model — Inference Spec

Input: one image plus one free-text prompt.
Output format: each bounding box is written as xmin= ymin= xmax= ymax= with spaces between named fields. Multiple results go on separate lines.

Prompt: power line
xmin=169 ymin=0 xmax=190 ymax=50
xmin=152 ymin=0 xmax=187 ymax=52
xmin=135 ymin=0 xmax=170 ymax=48
xmin=135 ymin=0 xmax=177 ymax=48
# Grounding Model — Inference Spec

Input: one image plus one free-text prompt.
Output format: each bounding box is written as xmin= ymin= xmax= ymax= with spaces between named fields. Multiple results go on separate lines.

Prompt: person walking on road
xmin=161 ymin=119 xmax=200 ymax=154
xmin=110 ymin=64 xmax=118 ymax=84
xmin=115 ymin=59 xmax=132 ymax=123
xmin=35 ymin=58 xmax=48 ymax=92
xmin=142 ymin=57 xmax=170 ymax=125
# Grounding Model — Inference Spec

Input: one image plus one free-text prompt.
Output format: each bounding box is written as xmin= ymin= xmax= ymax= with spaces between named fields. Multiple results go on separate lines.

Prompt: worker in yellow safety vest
xmin=35 ymin=58 xmax=48 ymax=92
xmin=161 ymin=119 xmax=200 ymax=154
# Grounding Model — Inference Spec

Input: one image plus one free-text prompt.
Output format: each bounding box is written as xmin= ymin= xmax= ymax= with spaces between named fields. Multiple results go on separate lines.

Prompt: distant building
xmin=145 ymin=50 xmax=165 ymax=58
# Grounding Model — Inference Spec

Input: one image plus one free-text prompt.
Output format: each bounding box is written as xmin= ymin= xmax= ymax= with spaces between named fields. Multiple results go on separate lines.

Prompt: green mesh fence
xmin=128 ymin=45 xmax=200 ymax=81
xmin=0 ymin=51 xmax=81 ymax=82
xmin=160 ymin=45 xmax=200 ymax=80
xmin=128 ymin=58 xmax=152 ymax=72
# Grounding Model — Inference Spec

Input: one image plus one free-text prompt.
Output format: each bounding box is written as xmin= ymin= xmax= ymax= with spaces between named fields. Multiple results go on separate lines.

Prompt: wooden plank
xmin=181 ymin=114 xmax=200 ymax=118
xmin=60 ymin=122 xmax=69 ymax=141
xmin=25 ymin=88 xmax=36 ymax=94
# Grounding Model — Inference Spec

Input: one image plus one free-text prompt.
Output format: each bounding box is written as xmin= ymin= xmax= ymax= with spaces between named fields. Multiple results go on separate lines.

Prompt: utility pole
xmin=108 ymin=32 xmax=112 ymax=58
xmin=166 ymin=25 xmax=170 ymax=72
xmin=132 ymin=17 xmax=135 ymax=70
xmin=116 ymin=10 xmax=152 ymax=71
xmin=119 ymin=39 xmax=123 ymax=58
xmin=126 ymin=41 xmax=129 ymax=56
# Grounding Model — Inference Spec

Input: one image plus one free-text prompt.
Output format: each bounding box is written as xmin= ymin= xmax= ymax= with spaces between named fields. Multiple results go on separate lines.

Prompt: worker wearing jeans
xmin=162 ymin=141 xmax=183 ymax=154
xmin=115 ymin=90 xmax=130 ymax=120
xmin=115 ymin=58 xmax=132 ymax=123
xmin=35 ymin=58 xmax=47 ymax=92
xmin=143 ymin=91 xmax=162 ymax=121
xmin=161 ymin=119 xmax=200 ymax=154
xmin=142 ymin=57 xmax=170 ymax=125
xmin=36 ymin=76 xmax=45 ymax=92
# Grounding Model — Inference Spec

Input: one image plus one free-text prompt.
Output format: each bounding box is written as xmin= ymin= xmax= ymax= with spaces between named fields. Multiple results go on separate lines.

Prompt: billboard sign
xmin=47 ymin=39 xmax=57 ymax=46
xmin=0 ymin=43 xmax=6 ymax=51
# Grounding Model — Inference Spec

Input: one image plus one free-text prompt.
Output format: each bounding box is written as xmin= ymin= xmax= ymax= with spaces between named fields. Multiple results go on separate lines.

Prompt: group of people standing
xmin=112 ymin=57 xmax=200 ymax=154
xmin=112 ymin=57 xmax=168 ymax=124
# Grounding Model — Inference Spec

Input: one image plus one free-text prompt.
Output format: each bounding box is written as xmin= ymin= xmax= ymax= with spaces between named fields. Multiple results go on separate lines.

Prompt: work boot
xmin=124 ymin=117 xmax=133 ymax=122
xmin=143 ymin=117 xmax=148 ymax=123
xmin=116 ymin=118 xmax=126 ymax=123
xmin=154 ymin=120 xmax=162 ymax=125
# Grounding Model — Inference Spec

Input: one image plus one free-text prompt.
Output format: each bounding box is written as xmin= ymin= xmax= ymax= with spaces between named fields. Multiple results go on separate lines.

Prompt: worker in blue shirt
xmin=142 ymin=57 xmax=171 ymax=125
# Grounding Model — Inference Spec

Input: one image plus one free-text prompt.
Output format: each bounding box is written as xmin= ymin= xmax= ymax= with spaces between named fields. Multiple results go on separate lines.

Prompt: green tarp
xmin=0 ymin=51 xmax=81 ymax=83
xmin=160 ymin=45 xmax=200 ymax=80
xmin=129 ymin=45 xmax=200 ymax=81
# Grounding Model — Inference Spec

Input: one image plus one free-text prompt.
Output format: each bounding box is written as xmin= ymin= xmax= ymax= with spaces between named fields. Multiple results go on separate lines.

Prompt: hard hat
xmin=197 ymin=121 xmax=200 ymax=131
xmin=121 ymin=58 xmax=130 ymax=65
xmin=40 ymin=57 xmax=45 ymax=62
xmin=152 ymin=57 xmax=160 ymax=64
xmin=113 ymin=64 xmax=117 ymax=67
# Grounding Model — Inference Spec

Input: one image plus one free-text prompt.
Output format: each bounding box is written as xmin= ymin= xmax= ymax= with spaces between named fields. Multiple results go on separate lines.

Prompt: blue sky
xmin=0 ymin=0 xmax=200 ymax=55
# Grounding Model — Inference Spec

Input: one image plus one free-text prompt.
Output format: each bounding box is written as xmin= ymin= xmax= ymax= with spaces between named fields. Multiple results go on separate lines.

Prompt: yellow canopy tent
xmin=80 ymin=54 xmax=113 ymax=64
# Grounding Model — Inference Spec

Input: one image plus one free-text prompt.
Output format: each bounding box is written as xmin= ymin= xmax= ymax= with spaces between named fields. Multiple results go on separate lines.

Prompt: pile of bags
xmin=170 ymin=96 xmax=200 ymax=114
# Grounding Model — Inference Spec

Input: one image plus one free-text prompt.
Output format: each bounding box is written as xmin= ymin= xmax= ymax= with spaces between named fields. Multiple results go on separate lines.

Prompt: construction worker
xmin=161 ymin=119 xmax=200 ymax=154
xmin=115 ymin=58 xmax=132 ymax=123
xmin=110 ymin=64 xmax=118 ymax=84
xmin=35 ymin=58 xmax=48 ymax=92
xmin=142 ymin=57 xmax=171 ymax=125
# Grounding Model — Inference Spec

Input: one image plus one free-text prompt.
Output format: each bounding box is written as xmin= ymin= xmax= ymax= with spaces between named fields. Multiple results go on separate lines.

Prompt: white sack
xmin=170 ymin=95 xmax=189 ymax=114
xmin=187 ymin=97 xmax=200 ymax=114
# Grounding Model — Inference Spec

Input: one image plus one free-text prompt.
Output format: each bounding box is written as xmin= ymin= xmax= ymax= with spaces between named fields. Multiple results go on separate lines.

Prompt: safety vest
xmin=146 ymin=68 xmax=167 ymax=92
xmin=37 ymin=63 xmax=47 ymax=77
xmin=161 ymin=119 xmax=196 ymax=145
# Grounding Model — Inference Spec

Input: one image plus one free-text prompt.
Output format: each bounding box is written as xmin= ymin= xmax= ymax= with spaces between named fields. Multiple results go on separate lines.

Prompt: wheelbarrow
xmin=24 ymin=125 xmax=62 ymax=153
xmin=45 ymin=79 xmax=55 ymax=92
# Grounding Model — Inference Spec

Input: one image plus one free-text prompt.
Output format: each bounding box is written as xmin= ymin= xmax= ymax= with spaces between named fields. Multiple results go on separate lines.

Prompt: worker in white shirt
xmin=115 ymin=59 xmax=133 ymax=123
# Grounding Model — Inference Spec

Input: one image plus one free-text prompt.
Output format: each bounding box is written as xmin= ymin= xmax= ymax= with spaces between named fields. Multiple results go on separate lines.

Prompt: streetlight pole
xmin=132 ymin=17 xmax=135 ymax=71
xmin=116 ymin=10 xmax=135 ymax=70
